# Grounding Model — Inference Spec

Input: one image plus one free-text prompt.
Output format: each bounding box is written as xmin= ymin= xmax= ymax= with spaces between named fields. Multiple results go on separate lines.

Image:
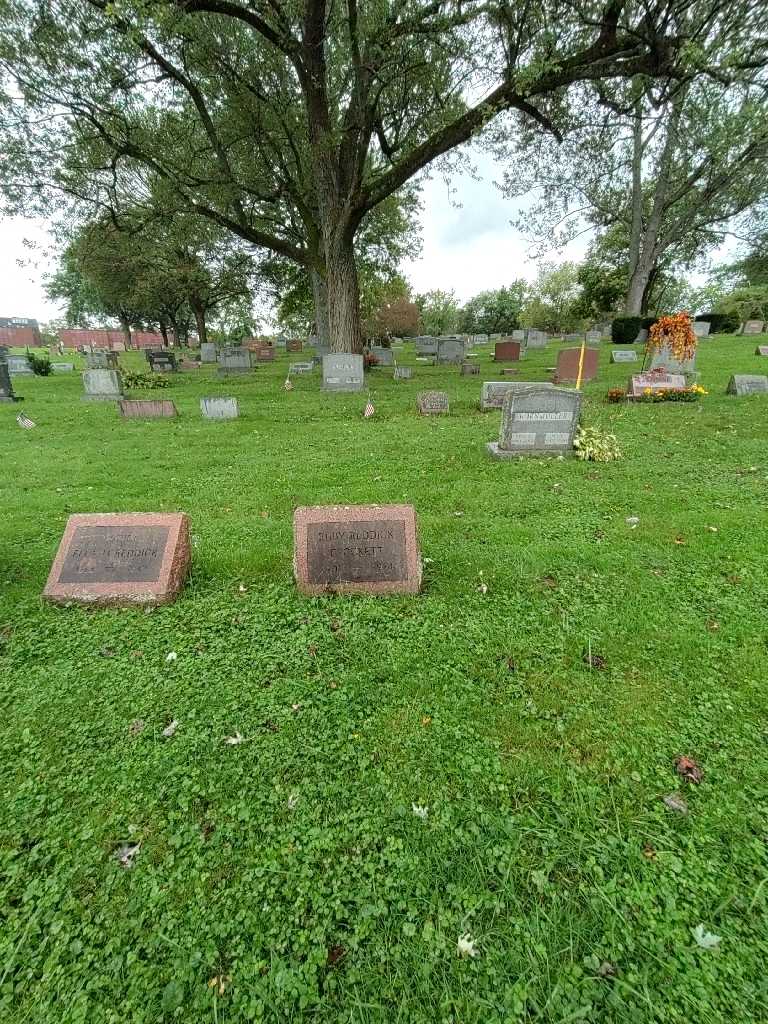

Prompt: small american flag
xmin=363 ymin=398 xmax=375 ymax=418
xmin=16 ymin=411 xmax=36 ymax=429
xmin=283 ymin=376 xmax=293 ymax=391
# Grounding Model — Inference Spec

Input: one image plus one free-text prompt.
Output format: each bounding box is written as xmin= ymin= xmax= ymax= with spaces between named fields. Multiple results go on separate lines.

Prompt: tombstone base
xmin=0 ymin=395 xmax=22 ymax=403
xmin=216 ymin=368 xmax=252 ymax=376
xmin=486 ymin=441 xmax=572 ymax=459
xmin=82 ymin=393 xmax=124 ymax=401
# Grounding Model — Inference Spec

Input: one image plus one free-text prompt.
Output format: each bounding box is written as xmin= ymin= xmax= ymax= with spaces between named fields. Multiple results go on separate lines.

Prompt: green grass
xmin=1 ymin=337 xmax=767 ymax=1023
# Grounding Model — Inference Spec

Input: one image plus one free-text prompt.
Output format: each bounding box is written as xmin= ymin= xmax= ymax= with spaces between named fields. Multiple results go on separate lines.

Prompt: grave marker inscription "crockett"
xmin=43 ymin=512 xmax=191 ymax=606
xmin=293 ymin=505 xmax=421 ymax=595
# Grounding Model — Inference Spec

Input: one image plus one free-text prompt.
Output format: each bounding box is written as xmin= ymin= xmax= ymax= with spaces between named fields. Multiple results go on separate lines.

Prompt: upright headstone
xmin=585 ymin=330 xmax=602 ymax=345
xmin=417 ymin=390 xmax=449 ymax=415
xmin=252 ymin=346 xmax=276 ymax=363
xmin=460 ymin=362 xmax=480 ymax=376
xmin=635 ymin=328 xmax=649 ymax=343
xmin=293 ymin=504 xmax=422 ymax=595
xmin=436 ymin=338 xmax=464 ymax=365
xmin=415 ymin=338 xmax=438 ymax=357
xmin=648 ymin=344 xmax=695 ymax=375
xmin=87 ymin=350 xmax=118 ymax=370
xmin=112 ymin=340 xmax=126 ymax=352
xmin=200 ymin=343 xmax=218 ymax=363
xmin=217 ymin=347 xmax=252 ymax=375
xmin=393 ymin=366 xmax=413 ymax=380
xmin=0 ymin=360 xmax=19 ymax=402
xmin=480 ymin=380 xmax=554 ymax=411
xmin=289 ymin=361 xmax=315 ymax=375
xmin=726 ymin=374 xmax=768 ymax=396
xmin=511 ymin=330 xmax=525 ymax=341
xmin=82 ymin=369 xmax=123 ymax=401
xmin=553 ymin=347 xmax=599 ymax=384
xmin=313 ymin=343 xmax=331 ymax=363
xmin=369 ymin=345 xmax=394 ymax=366
xmin=286 ymin=339 xmax=303 ymax=353
xmin=201 ymin=396 xmax=239 ymax=419
xmin=322 ymin=353 xmax=364 ymax=392
xmin=43 ymin=512 xmax=191 ymax=607
xmin=119 ymin=399 xmax=178 ymax=418
xmin=147 ymin=350 xmax=177 ymax=373
xmin=693 ymin=321 xmax=711 ymax=338
xmin=611 ymin=350 xmax=638 ymax=363
xmin=494 ymin=340 xmax=522 ymax=362
xmin=6 ymin=355 xmax=33 ymax=376
xmin=755 ymin=346 xmax=768 ymax=357
xmin=742 ymin=320 xmax=765 ymax=335
xmin=526 ymin=330 xmax=548 ymax=349
xmin=627 ymin=371 xmax=686 ymax=398
xmin=487 ymin=386 xmax=582 ymax=458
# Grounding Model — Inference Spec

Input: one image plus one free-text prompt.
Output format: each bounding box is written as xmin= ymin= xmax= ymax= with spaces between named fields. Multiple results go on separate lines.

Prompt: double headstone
xmin=487 ymin=386 xmax=582 ymax=458
xmin=585 ymin=330 xmax=602 ymax=345
xmin=217 ymin=347 xmax=252 ymax=375
xmin=322 ymin=353 xmax=364 ymax=392
xmin=742 ymin=320 xmax=765 ymax=335
xmin=200 ymin=343 xmax=218 ymax=363
xmin=436 ymin=338 xmax=464 ymax=365
xmin=627 ymin=371 xmax=686 ymax=398
xmin=82 ymin=369 xmax=123 ymax=401
xmin=727 ymin=374 xmax=768 ymax=396
xmin=252 ymin=346 xmax=275 ymax=363
xmin=553 ymin=347 xmax=599 ymax=384
xmin=415 ymin=338 xmax=438 ymax=357
xmin=417 ymin=390 xmax=449 ymax=415
xmin=480 ymin=380 xmax=554 ymax=411
xmin=147 ymin=350 xmax=177 ymax=373
xmin=7 ymin=355 xmax=33 ymax=376
xmin=369 ymin=345 xmax=394 ymax=366
xmin=201 ymin=397 xmax=239 ymax=419
xmin=51 ymin=362 xmax=75 ymax=372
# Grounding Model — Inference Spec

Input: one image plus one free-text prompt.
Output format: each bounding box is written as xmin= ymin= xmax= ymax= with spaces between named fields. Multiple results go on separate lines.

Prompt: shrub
xmin=637 ymin=384 xmax=707 ymax=403
xmin=696 ymin=312 xmax=740 ymax=334
xmin=574 ymin=426 xmax=622 ymax=462
xmin=640 ymin=317 xmax=657 ymax=331
xmin=28 ymin=352 xmax=52 ymax=376
xmin=611 ymin=316 xmax=642 ymax=344
xmin=647 ymin=312 xmax=696 ymax=363
xmin=122 ymin=370 xmax=171 ymax=390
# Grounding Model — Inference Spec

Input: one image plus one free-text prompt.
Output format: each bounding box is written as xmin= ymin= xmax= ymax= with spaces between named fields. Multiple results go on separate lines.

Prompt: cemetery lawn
xmin=1 ymin=337 xmax=767 ymax=1024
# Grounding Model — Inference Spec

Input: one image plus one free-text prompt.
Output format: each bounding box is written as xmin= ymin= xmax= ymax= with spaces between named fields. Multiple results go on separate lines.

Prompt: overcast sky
xmin=0 ymin=150 xmax=592 ymax=326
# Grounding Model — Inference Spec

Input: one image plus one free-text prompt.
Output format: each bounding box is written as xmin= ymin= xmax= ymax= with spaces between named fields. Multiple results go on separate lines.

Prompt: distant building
xmin=58 ymin=328 xmax=172 ymax=350
xmin=0 ymin=317 xmax=42 ymax=347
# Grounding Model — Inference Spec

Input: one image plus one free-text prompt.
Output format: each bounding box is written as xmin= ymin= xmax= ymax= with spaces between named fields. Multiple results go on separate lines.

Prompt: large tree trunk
xmin=190 ymin=298 xmax=209 ymax=347
xmin=118 ymin=312 xmax=132 ymax=349
xmin=625 ymin=262 xmax=653 ymax=315
xmin=325 ymin=232 xmax=363 ymax=353
xmin=159 ymin=317 xmax=170 ymax=347
xmin=310 ymin=267 xmax=331 ymax=346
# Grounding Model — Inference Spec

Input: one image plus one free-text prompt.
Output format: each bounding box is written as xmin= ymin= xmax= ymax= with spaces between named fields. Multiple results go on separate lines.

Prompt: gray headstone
xmin=511 ymin=330 xmax=525 ymax=341
xmin=727 ymin=374 xmax=768 ymax=396
xmin=51 ymin=362 xmax=75 ymax=372
xmin=585 ymin=330 xmax=602 ymax=345
xmin=86 ymin=350 xmax=118 ymax=370
xmin=693 ymin=321 xmax=711 ymax=338
xmin=217 ymin=347 xmax=252 ymax=375
xmin=437 ymin=338 xmax=465 ymax=364
xmin=610 ymin=350 xmax=638 ymax=363
xmin=635 ymin=328 xmax=649 ymax=343
xmin=526 ymin=330 xmax=548 ymax=349
xmin=7 ymin=355 xmax=33 ymax=375
xmin=480 ymin=380 xmax=555 ymax=411
xmin=487 ymin=386 xmax=582 ymax=458
xmin=394 ymin=366 xmax=412 ymax=380
xmin=200 ymin=343 xmax=218 ymax=363
xmin=200 ymin=396 xmax=239 ymax=419
xmin=648 ymin=344 xmax=695 ymax=375
xmin=742 ymin=320 xmax=765 ymax=335
xmin=417 ymin=390 xmax=449 ymax=415
xmin=415 ymin=338 xmax=438 ymax=356
xmin=322 ymin=353 xmax=364 ymax=392
xmin=369 ymin=345 xmax=394 ymax=366
xmin=755 ymin=346 xmax=768 ymax=357
xmin=289 ymin=361 xmax=315 ymax=375
xmin=0 ymin=360 xmax=18 ymax=401
xmin=82 ymin=368 xmax=123 ymax=401
xmin=460 ymin=362 xmax=480 ymax=376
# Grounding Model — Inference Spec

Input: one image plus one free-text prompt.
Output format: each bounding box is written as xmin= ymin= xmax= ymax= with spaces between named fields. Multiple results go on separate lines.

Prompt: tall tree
xmin=2 ymin=0 xmax=751 ymax=352
xmin=500 ymin=71 xmax=768 ymax=315
xmin=459 ymin=283 xmax=529 ymax=335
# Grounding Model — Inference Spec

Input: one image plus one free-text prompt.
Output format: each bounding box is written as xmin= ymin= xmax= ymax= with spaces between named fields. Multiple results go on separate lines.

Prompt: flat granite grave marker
xmin=119 ymin=399 xmax=178 ymax=418
xmin=417 ymin=390 xmax=449 ymax=415
xmin=494 ymin=340 xmax=522 ymax=361
xmin=553 ymin=347 xmax=599 ymax=384
xmin=217 ymin=347 xmax=252 ymax=375
xmin=7 ymin=355 xmax=33 ymax=376
xmin=200 ymin=396 xmax=239 ymax=419
xmin=756 ymin=346 xmax=768 ymax=356
xmin=322 ymin=353 xmax=364 ymax=392
xmin=82 ymin=368 xmax=123 ymax=401
xmin=293 ymin=504 xmax=421 ymax=595
xmin=51 ymin=362 xmax=75 ymax=372
xmin=611 ymin=350 xmax=638 ymax=363
xmin=487 ymin=386 xmax=582 ymax=458
xmin=727 ymin=374 xmax=768 ymax=396
xmin=200 ymin=343 xmax=218 ymax=363
xmin=43 ymin=512 xmax=190 ymax=607
xmin=0 ymin=360 xmax=20 ymax=402
xmin=480 ymin=380 xmax=554 ymax=411
xmin=742 ymin=320 xmax=764 ymax=335
xmin=627 ymin=371 xmax=686 ymax=398
xmin=393 ymin=366 xmax=413 ymax=380
xmin=289 ymin=361 xmax=315 ymax=375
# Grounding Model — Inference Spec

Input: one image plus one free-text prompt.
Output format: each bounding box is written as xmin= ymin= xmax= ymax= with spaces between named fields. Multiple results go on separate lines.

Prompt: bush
xmin=611 ymin=316 xmax=642 ymax=344
xmin=28 ymin=352 xmax=52 ymax=376
xmin=640 ymin=317 xmax=657 ymax=331
xmin=696 ymin=312 xmax=740 ymax=334
xmin=574 ymin=426 xmax=622 ymax=462
xmin=122 ymin=370 xmax=171 ymax=390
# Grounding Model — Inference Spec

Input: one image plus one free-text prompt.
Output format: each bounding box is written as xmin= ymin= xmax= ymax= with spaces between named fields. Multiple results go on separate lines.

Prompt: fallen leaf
xmin=673 ymin=535 xmax=686 ymax=546
xmin=224 ymin=732 xmax=244 ymax=746
xmin=662 ymin=792 xmax=688 ymax=814
xmin=114 ymin=842 xmax=140 ymax=869
xmin=207 ymin=974 xmax=231 ymax=996
xmin=421 ymin=715 xmax=432 ymax=727
xmin=625 ymin=516 xmax=640 ymax=529
xmin=99 ymin=646 xmax=116 ymax=658
xmin=477 ymin=582 xmax=488 ymax=594
xmin=238 ymin=583 xmax=247 ymax=593
xmin=287 ymin=793 xmax=299 ymax=810
xmin=130 ymin=649 xmax=144 ymax=658
xmin=308 ymin=644 xmax=318 ymax=656
xmin=539 ymin=574 xmax=558 ymax=588
xmin=291 ymin=703 xmax=302 ymax=712
xmin=162 ymin=719 xmax=179 ymax=738
xmin=165 ymin=651 xmax=178 ymax=663
xmin=675 ymin=755 xmax=703 ymax=783
xmin=706 ymin=526 xmax=718 ymax=533
xmin=692 ymin=924 xmax=721 ymax=950
xmin=326 ymin=945 xmax=346 ymax=967
xmin=706 ymin=620 xmax=720 ymax=632
xmin=583 ymin=651 xmax=606 ymax=670
xmin=642 ymin=843 xmax=657 ymax=860
xmin=597 ymin=961 xmax=617 ymax=978
xmin=128 ymin=718 xmax=145 ymax=737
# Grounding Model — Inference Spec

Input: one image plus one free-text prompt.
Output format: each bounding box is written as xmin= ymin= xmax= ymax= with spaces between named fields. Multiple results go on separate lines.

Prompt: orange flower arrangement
xmin=646 ymin=311 xmax=697 ymax=363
